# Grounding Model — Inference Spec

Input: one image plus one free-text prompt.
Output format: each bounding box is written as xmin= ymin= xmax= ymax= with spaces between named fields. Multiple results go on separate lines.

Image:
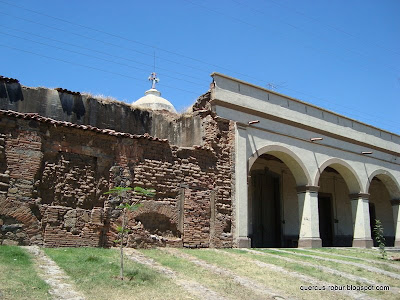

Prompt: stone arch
xmin=314 ymin=158 xmax=362 ymax=194
xmin=366 ymin=169 xmax=400 ymax=199
xmin=248 ymin=145 xmax=311 ymax=186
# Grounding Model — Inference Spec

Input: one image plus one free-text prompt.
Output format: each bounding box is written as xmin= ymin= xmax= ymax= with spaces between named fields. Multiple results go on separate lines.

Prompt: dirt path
xmin=267 ymin=248 xmax=400 ymax=280
xmin=161 ymin=247 xmax=295 ymax=300
xmin=24 ymin=246 xmax=85 ymax=300
xmin=298 ymin=249 xmax=400 ymax=271
xmin=124 ymin=248 xmax=227 ymax=300
xmin=243 ymin=249 xmax=400 ymax=295
xmin=220 ymin=249 xmax=371 ymax=299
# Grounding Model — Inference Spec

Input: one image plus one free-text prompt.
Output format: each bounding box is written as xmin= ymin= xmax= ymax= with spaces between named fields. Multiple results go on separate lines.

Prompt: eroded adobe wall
xmin=0 ymin=93 xmax=234 ymax=248
xmin=0 ymin=77 xmax=204 ymax=147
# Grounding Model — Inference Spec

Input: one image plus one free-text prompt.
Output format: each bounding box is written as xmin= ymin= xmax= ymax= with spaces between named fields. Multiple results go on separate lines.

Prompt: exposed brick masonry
xmin=0 ymin=92 xmax=235 ymax=248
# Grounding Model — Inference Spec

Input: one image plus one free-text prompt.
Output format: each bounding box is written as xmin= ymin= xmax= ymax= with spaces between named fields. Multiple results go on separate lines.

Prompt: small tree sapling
xmin=373 ymin=219 xmax=387 ymax=260
xmin=104 ymin=186 xmax=155 ymax=279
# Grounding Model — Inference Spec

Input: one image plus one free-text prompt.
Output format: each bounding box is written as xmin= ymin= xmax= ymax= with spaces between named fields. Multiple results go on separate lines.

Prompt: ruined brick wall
xmin=0 ymin=92 xmax=235 ymax=248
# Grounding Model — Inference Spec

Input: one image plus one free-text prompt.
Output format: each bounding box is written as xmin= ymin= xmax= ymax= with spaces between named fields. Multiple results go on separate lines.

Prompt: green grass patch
xmin=141 ymin=248 xmax=261 ymax=300
xmin=0 ymin=245 xmax=51 ymax=300
xmin=44 ymin=247 xmax=188 ymax=300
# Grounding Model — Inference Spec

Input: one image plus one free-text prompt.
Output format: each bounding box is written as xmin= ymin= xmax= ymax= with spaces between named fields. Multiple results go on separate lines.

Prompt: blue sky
xmin=1 ymin=0 xmax=399 ymax=134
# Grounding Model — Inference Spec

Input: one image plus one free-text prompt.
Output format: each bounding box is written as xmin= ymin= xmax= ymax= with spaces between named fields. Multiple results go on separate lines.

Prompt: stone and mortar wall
xmin=0 ymin=90 xmax=235 ymax=248
xmin=0 ymin=78 xmax=203 ymax=147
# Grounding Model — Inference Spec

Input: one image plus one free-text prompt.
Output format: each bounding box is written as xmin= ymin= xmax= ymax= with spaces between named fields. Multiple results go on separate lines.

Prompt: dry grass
xmin=142 ymin=248 xmax=263 ymax=300
xmin=287 ymin=248 xmax=400 ymax=273
xmin=182 ymin=248 xmax=352 ymax=300
xmin=3 ymin=246 xmax=399 ymax=300
xmin=313 ymin=247 xmax=400 ymax=261
xmin=81 ymin=92 xmax=121 ymax=103
xmin=259 ymin=249 xmax=400 ymax=299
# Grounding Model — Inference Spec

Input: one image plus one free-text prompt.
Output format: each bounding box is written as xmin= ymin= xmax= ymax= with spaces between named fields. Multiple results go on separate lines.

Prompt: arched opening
xmin=367 ymin=171 xmax=400 ymax=247
xmin=316 ymin=159 xmax=362 ymax=247
xmin=249 ymin=147 xmax=310 ymax=248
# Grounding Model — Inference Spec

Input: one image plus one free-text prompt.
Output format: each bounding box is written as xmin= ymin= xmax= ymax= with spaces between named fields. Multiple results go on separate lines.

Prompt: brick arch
xmin=314 ymin=158 xmax=362 ymax=194
xmin=0 ymin=198 xmax=41 ymax=244
xmin=366 ymin=169 xmax=400 ymax=199
xmin=248 ymin=144 xmax=311 ymax=186
xmin=130 ymin=201 xmax=179 ymax=235
xmin=131 ymin=201 xmax=178 ymax=223
xmin=126 ymin=201 xmax=181 ymax=247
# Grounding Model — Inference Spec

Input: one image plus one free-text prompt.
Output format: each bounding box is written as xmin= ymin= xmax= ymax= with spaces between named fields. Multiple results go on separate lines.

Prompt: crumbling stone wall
xmin=0 ymin=77 xmax=204 ymax=147
xmin=0 ymin=90 xmax=234 ymax=248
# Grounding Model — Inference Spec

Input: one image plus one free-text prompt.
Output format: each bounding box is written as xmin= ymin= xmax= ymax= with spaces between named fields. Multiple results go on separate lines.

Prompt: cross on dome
xmin=133 ymin=72 xmax=176 ymax=113
xmin=148 ymin=72 xmax=159 ymax=89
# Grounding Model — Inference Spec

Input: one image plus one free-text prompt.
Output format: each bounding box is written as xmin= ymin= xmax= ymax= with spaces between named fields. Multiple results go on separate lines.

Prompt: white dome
xmin=134 ymin=88 xmax=176 ymax=113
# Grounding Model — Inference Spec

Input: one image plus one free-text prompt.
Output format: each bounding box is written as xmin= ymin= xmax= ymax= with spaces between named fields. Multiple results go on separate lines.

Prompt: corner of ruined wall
xmin=228 ymin=120 xmax=237 ymax=248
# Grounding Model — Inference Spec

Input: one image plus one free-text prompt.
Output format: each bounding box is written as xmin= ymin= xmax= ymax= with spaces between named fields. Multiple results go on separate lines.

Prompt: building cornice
xmin=210 ymin=98 xmax=400 ymax=158
xmin=211 ymin=72 xmax=400 ymax=140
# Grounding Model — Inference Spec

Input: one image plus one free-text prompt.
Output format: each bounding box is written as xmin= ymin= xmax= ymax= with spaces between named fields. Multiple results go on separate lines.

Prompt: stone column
xmin=235 ymin=123 xmax=250 ymax=248
xmin=350 ymin=193 xmax=373 ymax=248
xmin=297 ymin=185 xmax=322 ymax=248
xmin=391 ymin=199 xmax=400 ymax=247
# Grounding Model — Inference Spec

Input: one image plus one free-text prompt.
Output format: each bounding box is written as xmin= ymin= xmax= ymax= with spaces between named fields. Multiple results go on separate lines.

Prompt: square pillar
xmin=350 ymin=193 xmax=373 ymax=248
xmin=391 ymin=199 xmax=400 ymax=247
xmin=297 ymin=185 xmax=322 ymax=248
xmin=235 ymin=123 xmax=251 ymax=248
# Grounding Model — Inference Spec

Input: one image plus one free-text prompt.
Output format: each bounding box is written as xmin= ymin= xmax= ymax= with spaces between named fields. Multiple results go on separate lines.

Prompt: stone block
xmin=298 ymin=238 xmax=322 ymax=248
xmin=2 ymin=239 xmax=19 ymax=246
xmin=1 ymin=224 xmax=22 ymax=232
xmin=90 ymin=208 xmax=103 ymax=225
xmin=64 ymin=210 xmax=77 ymax=228
xmin=352 ymin=239 xmax=373 ymax=248
xmin=237 ymin=237 xmax=251 ymax=248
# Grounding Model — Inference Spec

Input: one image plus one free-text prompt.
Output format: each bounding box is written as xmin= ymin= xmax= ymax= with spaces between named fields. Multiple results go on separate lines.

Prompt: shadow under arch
xmin=366 ymin=169 xmax=400 ymax=199
xmin=314 ymin=158 xmax=362 ymax=194
xmin=248 ymin=144 xmax=311 ymax=186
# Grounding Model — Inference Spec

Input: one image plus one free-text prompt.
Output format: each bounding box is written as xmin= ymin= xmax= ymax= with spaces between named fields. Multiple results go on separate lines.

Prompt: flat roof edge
xmin=210 ymin=72 xmax=400 ymax=139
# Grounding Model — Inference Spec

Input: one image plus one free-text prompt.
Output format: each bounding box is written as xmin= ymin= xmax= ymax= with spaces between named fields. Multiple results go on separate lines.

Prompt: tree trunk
xmin=120 ymin=208 xmax=125 ymax=279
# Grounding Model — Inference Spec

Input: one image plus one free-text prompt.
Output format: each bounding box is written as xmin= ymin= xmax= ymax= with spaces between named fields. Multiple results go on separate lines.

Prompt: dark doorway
xmin=369 ymin=203 xmax=377 ymax=246
xmin=318 ymin=195 xmax=334 ymax=247
xmin=251 ymin=169 xmax=281 ymax=247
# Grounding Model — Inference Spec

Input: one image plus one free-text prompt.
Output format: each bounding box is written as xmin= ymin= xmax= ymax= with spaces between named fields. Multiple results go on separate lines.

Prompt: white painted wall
xmin=210 ymin=73 xmax=400 ymax=246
